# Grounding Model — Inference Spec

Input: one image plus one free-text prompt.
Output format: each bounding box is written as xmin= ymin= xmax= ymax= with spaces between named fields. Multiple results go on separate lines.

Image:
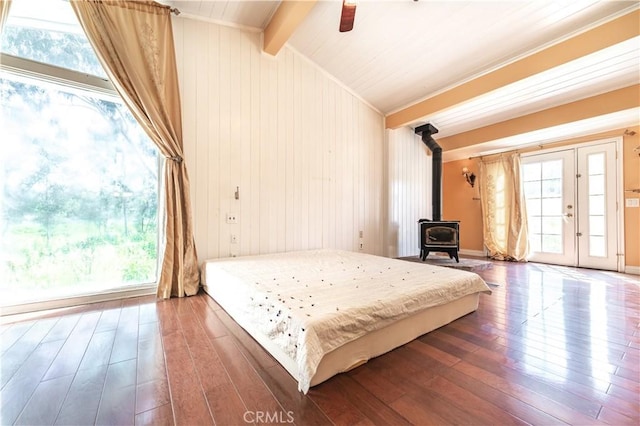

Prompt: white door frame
xmin=521 ymin=137 xmax=624 ymax=272
xmin=577 ymin=143 xmax=618 ymax=270
xmin=522 ymin=149 xmax=576 ymax=266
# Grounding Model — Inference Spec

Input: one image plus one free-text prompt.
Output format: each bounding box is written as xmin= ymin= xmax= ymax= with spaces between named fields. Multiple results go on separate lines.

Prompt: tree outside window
xmin=1 ymin=0 xmax=160 ymax=306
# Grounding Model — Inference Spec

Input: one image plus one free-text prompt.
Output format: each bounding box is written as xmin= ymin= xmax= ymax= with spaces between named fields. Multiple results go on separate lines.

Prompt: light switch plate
xmin=625 ymin=198 xmax=640 ymax=208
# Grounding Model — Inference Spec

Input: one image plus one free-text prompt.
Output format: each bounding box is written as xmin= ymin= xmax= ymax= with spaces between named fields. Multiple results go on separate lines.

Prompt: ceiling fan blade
xmin=339 ymin=1 xmax=356 ymax=32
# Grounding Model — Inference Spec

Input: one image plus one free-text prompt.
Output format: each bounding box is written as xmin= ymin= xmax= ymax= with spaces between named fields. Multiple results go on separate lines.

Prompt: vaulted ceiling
xmin=162 ymin=1 xmax=640 ymax=160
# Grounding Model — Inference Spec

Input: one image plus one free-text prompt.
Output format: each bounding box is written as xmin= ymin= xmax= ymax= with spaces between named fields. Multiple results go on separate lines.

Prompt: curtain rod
xmin=468 ymin=147 xmax=521 ymax=161
xmin=154 ymin=1 xmax=180 ymax=15
xmin=468 ymin=128 xmax=634 ymax=161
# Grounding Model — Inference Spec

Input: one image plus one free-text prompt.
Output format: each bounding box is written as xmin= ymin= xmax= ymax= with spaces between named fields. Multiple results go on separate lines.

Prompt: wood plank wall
xmin=386 ymin=127 xmax=433 ymax=258
xmin=173 ymin=18 xmax=387 ymax=262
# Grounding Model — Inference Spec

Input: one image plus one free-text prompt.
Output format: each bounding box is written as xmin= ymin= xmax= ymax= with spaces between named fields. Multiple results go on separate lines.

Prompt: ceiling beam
xmin=437 ymin=85 xmax=640 ymax=151
xmin=385 ymin=9 xmax=640 ymax=129
xmin=263 ymin=0 xmax=317 ymax=56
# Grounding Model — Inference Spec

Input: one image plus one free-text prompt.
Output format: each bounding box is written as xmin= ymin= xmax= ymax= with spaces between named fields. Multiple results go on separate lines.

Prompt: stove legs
xmin=421 ymin=247 xmax=460 ymax=263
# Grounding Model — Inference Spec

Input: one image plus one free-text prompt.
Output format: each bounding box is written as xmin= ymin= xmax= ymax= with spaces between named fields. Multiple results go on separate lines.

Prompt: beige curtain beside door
xmin=71 ymin=0 xmax=199 ymax=298
xmin=0 ymin=0 xmax=11 ymax=35
xmin=479 ymin=154 xmax=529 ymax=261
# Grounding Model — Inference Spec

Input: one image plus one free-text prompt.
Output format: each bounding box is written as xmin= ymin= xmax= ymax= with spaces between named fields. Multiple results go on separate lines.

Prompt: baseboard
xmin=459 ymin=249 xmax=486 ymax=258
xmin=624 ymin=265 xmax=640 ymax=275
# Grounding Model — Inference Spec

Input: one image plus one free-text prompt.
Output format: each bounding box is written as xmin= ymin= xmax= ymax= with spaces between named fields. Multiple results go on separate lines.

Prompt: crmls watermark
xmin=243 ymin=410 xmax=295 ymax=424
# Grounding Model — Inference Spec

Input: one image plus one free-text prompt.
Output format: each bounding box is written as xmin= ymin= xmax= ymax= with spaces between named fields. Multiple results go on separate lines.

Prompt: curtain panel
xmin=71 ymin=0 xmax=199 ymax=298
xmin=0 ymin=0 xmax=11 ymax=36
xmin=479 ymin=154 xmax=529 ymax=261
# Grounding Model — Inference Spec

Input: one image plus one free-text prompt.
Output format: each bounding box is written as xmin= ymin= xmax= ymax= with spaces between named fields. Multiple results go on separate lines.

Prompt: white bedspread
xmin=202 ymin=249 xmax=491 ymax=393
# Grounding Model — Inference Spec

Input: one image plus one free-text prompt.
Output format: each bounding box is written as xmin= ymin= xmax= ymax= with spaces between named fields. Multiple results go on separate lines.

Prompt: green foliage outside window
xmin=1 ymin=10 xmax=160 ymax=305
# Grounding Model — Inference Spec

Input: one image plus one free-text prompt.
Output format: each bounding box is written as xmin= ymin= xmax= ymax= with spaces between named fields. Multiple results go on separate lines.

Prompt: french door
xmin=521 ymin=141 xmax=619 ymax=270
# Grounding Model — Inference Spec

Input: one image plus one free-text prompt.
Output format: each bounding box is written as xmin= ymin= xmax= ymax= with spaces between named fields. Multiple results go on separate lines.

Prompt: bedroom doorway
xmin=521 ymin=140 xmax=620 ymax=271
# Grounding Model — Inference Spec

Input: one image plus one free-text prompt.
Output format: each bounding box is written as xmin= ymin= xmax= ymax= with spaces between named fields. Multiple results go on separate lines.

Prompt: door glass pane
xmin=542 ymin=160 xmax=562 ymax=179
xmin=589 ymin=195 xmax=605 ymax=215
xmin=590 ymin=236 xmax=606 ymax=257
xmin=524 ymin=181 xmax=541 ymax=198
xmin=588 ymin=153 xmax=605 ymax=175
xmin=526 ymin=198 xmax=541 ymax=216
xmin=589 ymin=175 xmax=604 ymax=195
xmin=530 ymin=234 xmax=542 ymax=252
xmin=589 ymin=216 xmax=605 ymax=236
xmin=529 ymin=216 xmax=542 ymax=234
xmin=586 ymin=152 xmax=607 ymax=259
xmin=542 ymin=179 xmax=561 ymax=197
xmin=542 ymin=217 xmax=562 ymax=235
xmin=541 ymin=197 xmax=562 ymax=215
xmin=542 ymin=235 xmax=562 ymax=253
xmin=524 ymin=158 xmax=567 ymax=256
xmin=522 ymin=163 xmax=541 ymax=181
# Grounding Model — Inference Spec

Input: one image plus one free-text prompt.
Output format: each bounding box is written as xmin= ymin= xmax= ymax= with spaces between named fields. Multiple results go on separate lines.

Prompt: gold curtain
xmin=71 ymin=0 xmax=199 ymax=298
xmin=479 ymin=154 xmax=529 ymax=261
xmin=0 ymin=0 xmax=11 ymax=35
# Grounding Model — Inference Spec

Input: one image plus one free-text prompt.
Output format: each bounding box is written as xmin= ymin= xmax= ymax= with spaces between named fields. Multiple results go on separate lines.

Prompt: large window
xmin=1 ymin=0 xmax=160 ymax=307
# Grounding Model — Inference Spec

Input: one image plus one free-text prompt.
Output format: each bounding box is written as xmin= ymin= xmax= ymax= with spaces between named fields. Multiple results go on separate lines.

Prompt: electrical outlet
xmin=230 ymin=234 xmax=238 ymax=244
xmin=226 ymin=213 xmax=238 ymax=224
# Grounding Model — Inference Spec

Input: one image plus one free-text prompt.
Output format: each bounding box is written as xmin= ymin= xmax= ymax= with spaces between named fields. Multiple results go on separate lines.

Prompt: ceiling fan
xmin=339 ymin=0 xmax=357 ymax=32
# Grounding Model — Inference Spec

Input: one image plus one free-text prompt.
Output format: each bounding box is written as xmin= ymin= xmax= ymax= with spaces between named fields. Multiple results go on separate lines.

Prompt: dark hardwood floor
xmin=1 ymin=260 xmax=638 ymax=425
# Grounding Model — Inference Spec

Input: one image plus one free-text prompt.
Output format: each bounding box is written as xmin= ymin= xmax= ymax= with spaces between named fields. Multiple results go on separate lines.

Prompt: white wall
xmin=173 ymin=17 xmax=386 ymax=262
xmin=387 ymin=127 xmax=433 ymax=258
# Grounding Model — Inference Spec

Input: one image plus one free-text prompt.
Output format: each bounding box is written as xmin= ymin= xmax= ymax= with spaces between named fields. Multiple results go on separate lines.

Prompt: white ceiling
xmin=166 ymin=0 xmax=280 ymax=30
xmin=429 ymin=36 xmax=640 ymax=138
xmin=163 ymin=0 xmax=640 ymax=160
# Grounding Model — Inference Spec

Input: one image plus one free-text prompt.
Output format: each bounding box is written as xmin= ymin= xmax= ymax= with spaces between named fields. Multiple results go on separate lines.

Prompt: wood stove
xmin=414 ymin=123 xmax=460 ymax=263
xmin=419 ymin=219 xmax=460 ymax=262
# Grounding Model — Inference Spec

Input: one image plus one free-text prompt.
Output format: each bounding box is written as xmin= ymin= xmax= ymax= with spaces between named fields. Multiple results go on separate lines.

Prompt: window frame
xmin=0 ymin=54 xmax=162 ymax=316
xmin=1 ymin=53 xmax=113 ymax=94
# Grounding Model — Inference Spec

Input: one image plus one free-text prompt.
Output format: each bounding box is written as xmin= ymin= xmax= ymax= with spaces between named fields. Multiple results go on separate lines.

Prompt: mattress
xmin=202 ymin=249 xmax=491 ymax=393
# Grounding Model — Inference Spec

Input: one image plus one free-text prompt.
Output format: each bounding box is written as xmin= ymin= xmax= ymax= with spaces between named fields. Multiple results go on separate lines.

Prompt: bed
xmin=201 ymin=249 xmax=491 ymax=393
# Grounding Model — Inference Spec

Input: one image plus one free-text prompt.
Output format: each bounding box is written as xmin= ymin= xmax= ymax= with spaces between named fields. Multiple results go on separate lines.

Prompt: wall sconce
xmin=462 ymin=167 xmax=476 ymax=188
